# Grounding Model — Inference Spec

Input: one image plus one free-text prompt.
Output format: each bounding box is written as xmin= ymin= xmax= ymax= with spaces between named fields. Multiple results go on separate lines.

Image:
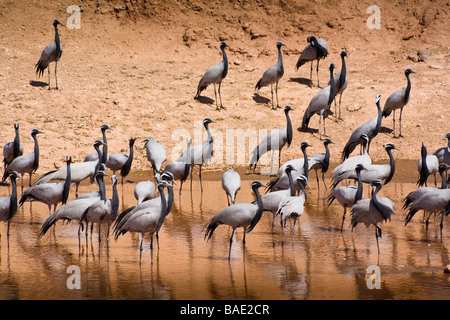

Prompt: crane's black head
xmin=31 ymin=129 xmax=42 ymax=137
xmin=296 ymin=175 xmax=310 ymax=189
xmin=65 ymin=155 xmax=72 ymax=163
xmin=9 ymin=171 xmax=20 ymax=180
xmin=371 ymin=179 xmax=383 ymax=189
xmin=285 ymin=164 xmax=295 ymax=173
xmin=14 ymin=123 xmax=19 ymax=129
xmin=157 ymin=179 xmax=171 ymax=190
xmin=341 ymin=51 xmax=349 ymax=58
xmin=95 ymin=170 xmax=109 ymax=179
xmin=360 ymin=134 xmax=369 ymax=144
xmin=93 ymin=139 xmax=105 ymax=147
xmin=251 ymin=180 xmax=266 ymax=190
xmin=355 ymin=164 xmax=367 ymax=172
xmin=405 ymin=69 xmax=415 ymax=76
xmin=53 ymin=20 xmax=62 ymax=27
xmin=284 ymin=105 xmax=294 ymax=113
xmin=129 ymin=137 xmax=136 ymax=146
xmin=111 ymin=175 xmax=118 ymax=185
xmin=375 ymin=94 xmax=381 ymax=105
xmin=324 ymin=138 xmax=334 ymax=145
xmin=203 ymin=118 xmax=215 ymax=126
xmin=161 ymin=171 xmax=175 ymax=183
xmin=329 ymin=63 xmax=336 ymax=72
xmin=384 ymin=143 xmax=397 ymax=151
xmin=307 ymin=36 xmax=317 ymax=44
xmin=101 ymin=124 xmax=112 ymax=132
xmin=301 ymin=141 xmax=311 ymax=149
xmin=276 ymin=41 xmax=286 ymax=48
xmin=220 ymin=42 xmax=229 ymax=49
xmin=444 ymin=133 xmax=450 ymax=140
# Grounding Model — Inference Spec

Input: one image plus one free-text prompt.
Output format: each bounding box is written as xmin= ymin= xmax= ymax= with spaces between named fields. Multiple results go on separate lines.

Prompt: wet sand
xmin=1 ymin=160 xmax=450 ymax=300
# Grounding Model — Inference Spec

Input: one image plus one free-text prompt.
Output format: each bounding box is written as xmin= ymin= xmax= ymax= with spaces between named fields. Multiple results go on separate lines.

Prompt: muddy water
xmin=1 ymin=160 xmax=450 ymax=300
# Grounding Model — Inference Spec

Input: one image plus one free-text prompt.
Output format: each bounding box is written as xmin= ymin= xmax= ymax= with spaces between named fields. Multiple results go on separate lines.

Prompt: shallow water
xmin=1 ymin=159 xmax=450 ymax=300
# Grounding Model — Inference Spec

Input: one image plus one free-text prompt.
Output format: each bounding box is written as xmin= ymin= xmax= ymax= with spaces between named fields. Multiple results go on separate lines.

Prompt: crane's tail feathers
xmin=1 ymin=170 xmax=9 ymax=183
xmin=35 ymin=60 xmax=47 ymax=78
xmin=402 ymin=196 xmax=413 ymax=210
xmin=296 ymin=59 xmax=307 ymax=71
xmin=301 ymin=112 xmax=311 ymax=131
xmin=203 ymin=221 xmax=219 ymax=241
xmin=195 ymin=84 xmax=207 ymax=99
xmin=18 ymin=193 xmax=37 ymax=206
xmin=79 ymin=207 xmax=89 ymax=225
xmin=33 ymin=169 xmax=59 ymax=186
xmin=341 ymin=143 xmax=353 ymax=162
xmin=113 ymin=227 xmax=127 ymax=241
xmin=405 ymin=208 xmax=419 ymax=226
xmin=265 ymin=177 xmax=279 ymax=194
xmin=382 ymin=110 xmax=391 ymax=118
xmin=255 ymin=79 xmax=262 ymax=91
xmin=113 ymin=206 xmax=135 ymax=231
xmin=39 ymin=212 xmax=59 ymax=237
xmin=326 ymin=194 xmax=336 ymax=207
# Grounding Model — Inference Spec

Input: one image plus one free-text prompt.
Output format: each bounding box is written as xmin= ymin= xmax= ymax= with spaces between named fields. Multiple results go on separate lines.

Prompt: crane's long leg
xmin=393 ymin=109 xmax=396 ymax=138
xmin=322 ymin=171 xmax=327 ymax=190
xmin=270 ymin=151 xmax=274 ymax=176
xmin=440 ymin=213 xmax=446 ymax=243
xmin=139 ymin=233 xmax=144 ymax=264
xmin=292 ymin=217 xmax=298 ymax=237
xmin=190 ymin=165 xmax=194 ymax=191
xmin=270 ymin=82 xmax=274 ymax=110
xmin=242 ymin=229 xmax=247 ymax=261
xmin=316 ymin=59 xmax=320 ymax=88
xmin=339 ymin=93 xmax=343 ymax=119
xmin=309 ymin=62 xmax=313 ymax=87
xmin=399 ymin=107 xmax=404 ymax=137
xmin=375 ymin=225 xmax=382 ymax=254
xmin=55 ymin=61 xmax=58 ymax=90
xmin=271 ymin=212 xmax=277 ymax=234
xmin=275 ymin=81 xmax=280 ymax=109
xmin=425 ymin=212 xmax=431 ymax=242
xmin=48 ymin=67 xmax=51 ymax=90
xmin=213 ymin=83 xmax=219 ymax=111
xmin=319 ymin=110 xmax=323 ymax=140
xmin=199 ymin=164 xmax=203 ymax=192
xmin=98 ymin=223 xmax=102 ymax=244
xmin=218 ymin=82 xmax=224 ymax=110
xmin=341 ymin=207 xmax=347 ymax=232
xmin=228 ymin=228 xmax=236 ymax=261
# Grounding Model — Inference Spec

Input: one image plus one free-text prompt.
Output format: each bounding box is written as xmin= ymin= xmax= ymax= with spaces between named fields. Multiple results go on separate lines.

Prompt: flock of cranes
xmin=1 ymin=20 xmax=449 ymax=263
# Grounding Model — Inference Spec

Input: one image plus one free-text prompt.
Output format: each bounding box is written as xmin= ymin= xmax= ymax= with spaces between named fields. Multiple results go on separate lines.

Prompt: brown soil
xmin=0 ymin=0 xmax=449 ymax=176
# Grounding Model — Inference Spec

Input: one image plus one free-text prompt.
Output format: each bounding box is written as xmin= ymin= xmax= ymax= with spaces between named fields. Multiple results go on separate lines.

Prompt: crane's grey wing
xmin=316 ymin=38 xmax=328 ymax=55
xmin=382 ymin=88 xmax=407 ymax=117
xmin=296 ymin=44 xmax=316 ymax=69
xmin=36 ymin=42 xmax=57 ymax=76
xmin=197 ymin=61 xmax=226 ymax=94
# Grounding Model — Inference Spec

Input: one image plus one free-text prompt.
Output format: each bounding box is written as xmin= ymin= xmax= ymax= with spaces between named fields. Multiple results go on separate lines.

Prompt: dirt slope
xmin=0 ymin=0 xmax=448 ymax=175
